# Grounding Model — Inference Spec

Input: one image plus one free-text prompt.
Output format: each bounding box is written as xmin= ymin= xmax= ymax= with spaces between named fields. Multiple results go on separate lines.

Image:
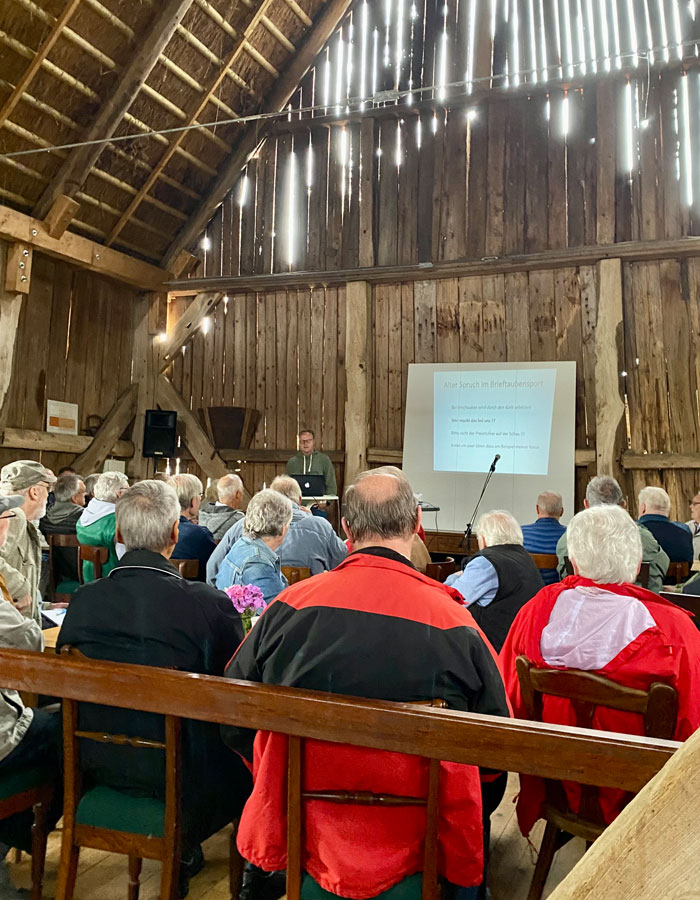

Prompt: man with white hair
xmin=58 ymin=480 xmax=251 ymax=898
xmin=76 ymin=470 xmax=129 ymax=581
xmin=169 ymin=473 xmax=216 ymax=581
xmin=445 ymin=510 xmax=544 ymax=651
xmin=638 ymin=485 xmax=693 ymax=571
xmin=0 ymin=460 xmax=56 ymax=623
xmin=199 ymin=473 xmax=246 ymax=541
xmin=520 ymin=491 xmax=566 ymax=585
xmin=207 ymin=475 xmax=347 ymax=586
xmin=501 ymin=504 xmax=700 ymax=840
xmin=555 ymin=475 xmax=670 ymax=593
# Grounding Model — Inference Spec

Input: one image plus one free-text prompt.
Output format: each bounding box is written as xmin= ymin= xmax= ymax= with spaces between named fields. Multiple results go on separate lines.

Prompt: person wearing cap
xmin=0 ymin=460 xmax=56 ymax=625
xmin=0 ymin=494 xmax=61 ymax=899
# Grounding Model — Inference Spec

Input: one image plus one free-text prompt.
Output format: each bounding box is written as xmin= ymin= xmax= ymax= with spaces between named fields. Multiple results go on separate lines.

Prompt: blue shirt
xmin=215 ymin=535 xmax=287 ymax=604
xmin=172 ymin=516 xmax=216 ymax=582
xmin=520 ymin=517 xmax=566 ymax=586
xmin=445 ymin=556 xmax=499 ymax=608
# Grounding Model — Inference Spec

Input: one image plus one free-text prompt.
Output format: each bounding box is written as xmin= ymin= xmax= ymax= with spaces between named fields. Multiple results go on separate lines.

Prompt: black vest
xmin=468 ymin=544 xmax=544 ymax=652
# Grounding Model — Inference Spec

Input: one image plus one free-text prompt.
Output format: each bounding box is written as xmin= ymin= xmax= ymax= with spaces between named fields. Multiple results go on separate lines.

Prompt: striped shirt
xmin=520 ymin=517 xmax=566 ymax=585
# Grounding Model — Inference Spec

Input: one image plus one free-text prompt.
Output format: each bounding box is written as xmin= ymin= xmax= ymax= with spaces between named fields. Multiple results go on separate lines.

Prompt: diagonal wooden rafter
xmin=159 ymin=291 xmax=222 ymax=372
xmin=161 ymin=0 xmax=356 ymax=270
xmin=72 ymin=383 xmax=138 ymax=474
xmin=104 ymin=0 xmax=282 ymax=248
xmin=0 ymin=0 xmax=82 ymax=132
xmin=32 ymin=0 xmax=195 ymax=221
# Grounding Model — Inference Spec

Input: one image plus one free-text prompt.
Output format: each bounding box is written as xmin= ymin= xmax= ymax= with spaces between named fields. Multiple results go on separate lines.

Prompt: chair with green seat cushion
xmin=76 ymin=786 xmax=165 ymax=838
xmin=0 ymin=766 xmax=54 ymax=900
xmin=301 ymin=872 xmax=423 ymax=900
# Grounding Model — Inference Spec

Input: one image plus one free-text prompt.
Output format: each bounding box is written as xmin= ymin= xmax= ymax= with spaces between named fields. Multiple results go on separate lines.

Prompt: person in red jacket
xmin=501 ymin=503 xmax=700 ymax=837
xmin=224 ymin=469 xmax=510 ymax=900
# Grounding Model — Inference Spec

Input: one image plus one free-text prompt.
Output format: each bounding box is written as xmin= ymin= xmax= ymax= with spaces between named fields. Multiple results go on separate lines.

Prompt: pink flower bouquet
xmin=225 ymin=584 xmax=267 ymax=632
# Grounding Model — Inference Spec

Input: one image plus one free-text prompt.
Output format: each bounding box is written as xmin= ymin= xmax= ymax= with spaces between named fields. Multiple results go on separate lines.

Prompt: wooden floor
xmin=7 ymin=775 xmax=584 ymax=899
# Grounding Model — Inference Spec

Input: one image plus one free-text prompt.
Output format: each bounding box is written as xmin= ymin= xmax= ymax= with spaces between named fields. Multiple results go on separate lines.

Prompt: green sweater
xmin=285 ymin=451 xmax=337 ymax=496
xmin=556 ymin=523 xmax=670 ymax=594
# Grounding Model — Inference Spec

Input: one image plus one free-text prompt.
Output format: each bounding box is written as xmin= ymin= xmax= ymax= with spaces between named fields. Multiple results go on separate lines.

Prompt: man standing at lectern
xmin=285 ymin=429 xmax=337 ymax=496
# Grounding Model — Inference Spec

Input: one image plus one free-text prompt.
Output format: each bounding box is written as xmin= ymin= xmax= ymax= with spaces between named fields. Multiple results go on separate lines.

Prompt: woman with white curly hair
xmin=216 ymin=489 xmax=293 ymax=603
xmin=501 ymin=503 xmax=700 ymax=839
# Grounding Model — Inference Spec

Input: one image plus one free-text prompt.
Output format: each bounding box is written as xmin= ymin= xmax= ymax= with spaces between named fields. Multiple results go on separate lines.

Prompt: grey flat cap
xmin=0 ymin=460 xmax=57 ymax=492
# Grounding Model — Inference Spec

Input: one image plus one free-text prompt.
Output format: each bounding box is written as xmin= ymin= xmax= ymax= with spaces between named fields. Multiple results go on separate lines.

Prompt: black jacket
xmin=57 ymin=549 xmax=249 ymax=845
xmin=469 ymin=544 xmax=544 ymax=652
xmin=40 ymin=501 xmax=83 ymax=585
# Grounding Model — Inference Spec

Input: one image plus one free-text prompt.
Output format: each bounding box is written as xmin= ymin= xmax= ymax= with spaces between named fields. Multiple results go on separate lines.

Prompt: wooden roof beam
xmin=0 ymin=0 xmax=82 ymax=131
xmin=32 ymin=0 xmax=196 ymax=221
xmin=0 ymin=205 xmax=170 ymax=290
xmin=162 ymin=0 xmax=357 ymax=270
xmin=104 ymin=0 xmax=281 ymax=248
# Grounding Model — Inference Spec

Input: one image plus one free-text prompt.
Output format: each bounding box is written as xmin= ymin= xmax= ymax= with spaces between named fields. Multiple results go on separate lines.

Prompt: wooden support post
xmin=548 ymin=726 xmax=700 ymax=900
xmin=595 ymin=258 xmax=626 ymax=478
xmin=44 ymin=195 xmax=81 ymax=240
xmin=596 ymin=82 xmax=616 ymax=245
xmin=159 ymin=292 xmax=223 ymax=373
xmin=4 ymin=243 xmax=32 ymax=295
xmin=130 ymin=294 xmax=163 ymax=480
xmin=72 ymin=384 xmax=138 ymax=474
xmin=359 ymin=119 xmax=376 ymax=269
xmin=0 ymin=242 xmax=23 ymax=422
xmin=156 ymin=374 xmax=229 ymax=481
xmin=344 ymin=281 xmax=372 ymax=487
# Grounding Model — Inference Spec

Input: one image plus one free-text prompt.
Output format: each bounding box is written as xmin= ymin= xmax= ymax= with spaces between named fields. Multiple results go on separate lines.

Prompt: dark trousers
xmin=0 ymin=708 xmax=62 ymax=853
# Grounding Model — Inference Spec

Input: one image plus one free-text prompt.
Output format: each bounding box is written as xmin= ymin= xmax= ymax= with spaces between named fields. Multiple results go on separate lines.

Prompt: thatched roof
xmin=0 ymin=0 xmax=334 ymax=265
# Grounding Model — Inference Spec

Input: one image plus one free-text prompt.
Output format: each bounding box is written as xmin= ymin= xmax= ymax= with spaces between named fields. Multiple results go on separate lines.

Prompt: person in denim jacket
xmin=215 ymin=489 xmax=292 ymax=603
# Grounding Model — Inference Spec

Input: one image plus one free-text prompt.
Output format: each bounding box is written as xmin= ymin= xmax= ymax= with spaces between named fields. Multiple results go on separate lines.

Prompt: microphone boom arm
xmin=460 ymin=454 xmax=500 ymax=550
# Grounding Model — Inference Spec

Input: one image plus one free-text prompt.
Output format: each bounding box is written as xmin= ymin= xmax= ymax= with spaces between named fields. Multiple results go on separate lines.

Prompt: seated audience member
xmin=501 ymin=504 xmax=700 ymax=838
xmin=686 ymin=491 xmax=700 ymax=559
xmin=168 ymin=473 xmax=216 ymax=580
xmin=520 ymin=491 xmax=566 ymax=585
xmin=199 ymin=474 xmax=245 ymax=541
xmin=638 ymin=486 xmax=693 ymax=576
xmin=58 ymin=480 xmax=251 ymax=897
xmin=83 ymin=472 xmax=100 ymax=505
xmin=76 ymin=471 xmax=129 ymax=582
xmin=215 ymin=489 xmax=291 ymax=603
xmin=0 ymin=494 xmax=62 ymax=900
xmin=0 ymin=460 xmax=56 ymax=624
xmin=40 ymin=473 xmax=86 ymax=591
xmin=223 ymin=470 xmax=510 ymax=900
xmin=556 ymin=475 xmax=669 ymax=593
xmin=207 ymin=475 xmax=346 ymax=585
xmin=445 ymin=510 xmax=544 ymax=652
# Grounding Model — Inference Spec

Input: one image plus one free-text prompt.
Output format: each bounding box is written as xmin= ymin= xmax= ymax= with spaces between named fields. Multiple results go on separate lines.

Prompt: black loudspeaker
xmin=143 ymin=409 xmax=177 ymax=458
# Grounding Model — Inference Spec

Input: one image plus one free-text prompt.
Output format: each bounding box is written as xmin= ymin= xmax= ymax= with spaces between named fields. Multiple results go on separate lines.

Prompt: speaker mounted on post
xmin=143 ymin=409 xmax=177 ymax=458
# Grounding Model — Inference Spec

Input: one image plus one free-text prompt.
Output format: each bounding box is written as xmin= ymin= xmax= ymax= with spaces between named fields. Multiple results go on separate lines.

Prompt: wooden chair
xmin=515 ymin=655 xmax=678 ymax=900
xmin=564 ymin=557 xmax=650 ymax=589
xmin=0 ymin=775 xmax=54 ymax=900
xmin=425 ymin=555 xmax=456 ymax=583
xmin=55 ymin=648 xmax=244 ymax=900
xmin=282 ymin=565 xmax=312 ymax=585
xmin=77 ymin=545 xmax=109 ymax=583
xmin=528 ymin=553 xmax=559 ymax=572
xmin=171 ymin=558 xmax=199 ymax=580
xmin=47 ymin=532 xmax=80 ymax=602
xmin=660 ymin=591 xmax=700 ymax=628
xmin=667 ymin=561 xmax=690 ymax=585
xmin=286 ymin=700 xmax=447 ymax=900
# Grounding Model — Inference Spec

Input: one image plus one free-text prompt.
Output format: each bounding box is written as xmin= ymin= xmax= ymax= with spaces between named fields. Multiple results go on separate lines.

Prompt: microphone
xmin=489 ymin=453 xmax=501 ymax=471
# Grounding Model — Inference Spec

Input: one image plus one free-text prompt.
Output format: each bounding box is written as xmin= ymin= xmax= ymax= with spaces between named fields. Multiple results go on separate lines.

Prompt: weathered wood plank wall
xmin=0 ymin=250 xmax=137 ymax=475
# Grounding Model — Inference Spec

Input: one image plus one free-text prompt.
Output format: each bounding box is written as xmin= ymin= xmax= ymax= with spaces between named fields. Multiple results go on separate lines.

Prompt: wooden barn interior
xmin=1 ymin=0 xmax=700 ymax=898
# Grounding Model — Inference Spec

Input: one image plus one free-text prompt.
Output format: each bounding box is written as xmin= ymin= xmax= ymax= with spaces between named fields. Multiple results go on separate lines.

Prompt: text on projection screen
xmin=433 ymin=369 xmax=557 ymax=475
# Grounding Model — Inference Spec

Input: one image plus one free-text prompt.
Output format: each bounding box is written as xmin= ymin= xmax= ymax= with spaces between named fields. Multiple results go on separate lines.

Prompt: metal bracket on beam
xmin=4 ymin=243 xmax=32 ymax=294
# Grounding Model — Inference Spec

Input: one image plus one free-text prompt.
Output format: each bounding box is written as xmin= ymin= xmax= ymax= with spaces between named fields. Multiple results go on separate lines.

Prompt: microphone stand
xmin=460 ymin=455 xmax=500 ymax=552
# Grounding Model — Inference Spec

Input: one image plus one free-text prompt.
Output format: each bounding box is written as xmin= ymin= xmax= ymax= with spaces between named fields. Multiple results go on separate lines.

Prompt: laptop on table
xmin=290 ymin=473 xmax=326 ymax=498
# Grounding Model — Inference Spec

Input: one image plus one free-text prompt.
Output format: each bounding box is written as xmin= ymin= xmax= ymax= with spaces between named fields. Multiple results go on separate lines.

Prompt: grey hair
xmin=343 ymin=471 xmax=419 ymax=542
xmin=639 ymin=485 xmax=671 ymax=516
xmin=217 ymin=473 xmax=243 ymax=504
xmin=84 ymin=473 xmax=100 ymax=497
xmin=242 ymin=489 xmax=293 ymax=539
xmin=475 ymin=510 xmax=523 ymax=547
xmin=115 ymin=480 xmax=181 ymax=553
xmin=169 ymin=473 xmax=203 ymax=510
xmin=537 ymin=490 xmax=563 ymax=516
xmin=270 ymin=475 xmax=302 ymax=504
xmin=586 ymin=475 xmax=623 ymax=507
xmin=568 ymin=505 xmax=642 ymax=584
xmin=54 ymin=474 xmax=83 ymax=503
xmin=94 ymin=471 xmax=129 ymax=503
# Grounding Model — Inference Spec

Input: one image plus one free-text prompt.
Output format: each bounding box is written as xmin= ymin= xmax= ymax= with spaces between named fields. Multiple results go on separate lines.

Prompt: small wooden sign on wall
xmin=46 ymin=400 xmax=78 ymax=435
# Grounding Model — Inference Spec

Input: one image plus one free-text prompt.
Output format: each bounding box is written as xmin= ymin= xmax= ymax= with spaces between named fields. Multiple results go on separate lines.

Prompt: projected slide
xmin=434 ymin=368 xmax=557 ymax=475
